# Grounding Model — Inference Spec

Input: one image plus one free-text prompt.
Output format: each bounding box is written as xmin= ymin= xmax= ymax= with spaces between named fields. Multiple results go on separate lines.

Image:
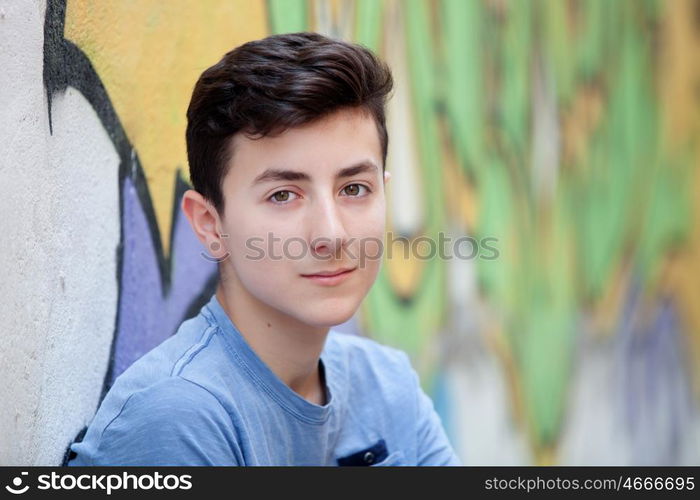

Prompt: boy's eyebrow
xmin=251 ymin=160 xmax=379 ymax=186
xmin=336 ymin=160 xmax=378 ymax=179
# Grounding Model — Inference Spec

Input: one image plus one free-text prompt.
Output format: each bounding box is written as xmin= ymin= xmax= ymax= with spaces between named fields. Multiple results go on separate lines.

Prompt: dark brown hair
xmin=186 ymin=31 xmax=394 ymax=213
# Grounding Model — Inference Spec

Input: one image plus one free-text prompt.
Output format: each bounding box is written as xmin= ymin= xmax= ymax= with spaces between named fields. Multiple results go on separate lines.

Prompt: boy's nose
xmin=309 ymin=198 xmax=349 ymax=257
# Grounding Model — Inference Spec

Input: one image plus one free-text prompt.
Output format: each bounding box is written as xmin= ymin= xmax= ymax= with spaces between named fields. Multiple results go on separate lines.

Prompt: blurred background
xmin=1 ymin=0 xmax=699 ymax=465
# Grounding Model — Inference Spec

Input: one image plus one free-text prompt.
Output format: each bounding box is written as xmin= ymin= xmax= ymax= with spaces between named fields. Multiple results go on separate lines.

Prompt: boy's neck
xmin=215 ymin=283 xmax=329 ymax=405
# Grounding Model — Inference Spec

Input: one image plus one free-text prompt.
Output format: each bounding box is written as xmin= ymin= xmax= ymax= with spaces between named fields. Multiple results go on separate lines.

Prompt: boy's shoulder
xmin=96 ymin=314 xmax=415 ymax=426
xmin=325 ymin=327 xmax=411 ymax=369
xmin=323 ymin=328 xmax=416 ymax=393
xmin=101 ymin=306 xmax=413 ymax=411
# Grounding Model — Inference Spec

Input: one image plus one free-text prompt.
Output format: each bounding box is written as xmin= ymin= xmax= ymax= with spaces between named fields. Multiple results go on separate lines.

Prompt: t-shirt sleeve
xmin=400 ymin=351 xmax=462 ymax=466
xmin=87 ymin=377 xmax=242 ymax=466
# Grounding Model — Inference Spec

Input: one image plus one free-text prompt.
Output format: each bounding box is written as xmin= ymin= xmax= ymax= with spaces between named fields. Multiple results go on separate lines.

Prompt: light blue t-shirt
xmin=68 ymin=294 xmax=461 ymax=466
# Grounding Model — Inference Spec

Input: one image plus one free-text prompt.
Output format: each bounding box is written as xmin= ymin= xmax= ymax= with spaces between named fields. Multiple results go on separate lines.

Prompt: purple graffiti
xmin=110 ymin=175 xmax=217 ymax=384
xmin=617 ymin=280 xmax=693 ymax=465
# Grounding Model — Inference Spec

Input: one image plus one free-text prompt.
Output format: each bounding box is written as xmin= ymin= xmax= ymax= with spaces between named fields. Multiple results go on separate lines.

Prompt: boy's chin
xmin=294 ymin=301 xmax=358 ymax=329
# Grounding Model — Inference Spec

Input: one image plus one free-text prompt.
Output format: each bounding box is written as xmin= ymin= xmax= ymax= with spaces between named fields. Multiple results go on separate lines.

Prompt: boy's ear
xmin=384 ymin=170 xmax=391 ymax=184
xmin=181 ymin=189 xmax=228 ymax=260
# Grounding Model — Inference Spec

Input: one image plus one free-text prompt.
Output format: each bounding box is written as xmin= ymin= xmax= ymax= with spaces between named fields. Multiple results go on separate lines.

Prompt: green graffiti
xmin=269 ymin=0 xmax=695 ymax=452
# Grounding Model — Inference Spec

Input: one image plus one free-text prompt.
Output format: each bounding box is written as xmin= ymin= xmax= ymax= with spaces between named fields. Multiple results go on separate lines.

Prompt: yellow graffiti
xmin=65 ymin=0 xmax=268 ymax=255
xmin=659 ymin=0 xmax=700 ymax=401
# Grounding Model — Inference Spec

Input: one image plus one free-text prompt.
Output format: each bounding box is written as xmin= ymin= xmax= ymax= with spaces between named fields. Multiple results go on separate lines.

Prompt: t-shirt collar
xmin=204 ymin=293 xmax=334 ymax=425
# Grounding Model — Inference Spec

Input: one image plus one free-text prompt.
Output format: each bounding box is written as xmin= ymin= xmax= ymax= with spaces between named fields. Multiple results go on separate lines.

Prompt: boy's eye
xmin=269 ymin=190 xmax=298 ymax=204
xmin=341 ymin=184 xmax=370 ymax=197
xmin=269 ymin=185 xmax=369 ymax=204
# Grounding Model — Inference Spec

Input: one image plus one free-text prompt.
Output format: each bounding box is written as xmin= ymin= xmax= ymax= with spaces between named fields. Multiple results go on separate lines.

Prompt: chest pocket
xmin=337 ymin=439 xmax=404 ymax=466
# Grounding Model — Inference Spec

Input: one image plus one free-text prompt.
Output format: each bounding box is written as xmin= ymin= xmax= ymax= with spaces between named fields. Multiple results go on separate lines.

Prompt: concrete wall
xmin=0 ymin=0 xmax=120 ymax=464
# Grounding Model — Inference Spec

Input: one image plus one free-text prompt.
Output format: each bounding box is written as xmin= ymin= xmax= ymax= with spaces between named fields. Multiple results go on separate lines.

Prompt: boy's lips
xmin=301 ymin=267 xmax=356 ymax=277
xmin=300 ymin=267 xmax=357 ymax=285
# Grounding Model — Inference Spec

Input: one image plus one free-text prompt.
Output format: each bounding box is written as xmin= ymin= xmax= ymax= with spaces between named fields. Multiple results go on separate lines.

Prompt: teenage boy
xmin=68 ymin=32 xmax=460 ymax=466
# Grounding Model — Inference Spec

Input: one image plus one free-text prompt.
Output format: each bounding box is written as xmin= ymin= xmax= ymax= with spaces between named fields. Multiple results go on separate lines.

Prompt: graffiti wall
xmin=1 ymin=0 xmax=698 ymax=465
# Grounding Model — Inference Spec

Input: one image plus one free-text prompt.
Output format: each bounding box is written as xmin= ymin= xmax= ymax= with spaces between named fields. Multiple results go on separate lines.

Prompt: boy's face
xmin=215 ymin=107 xmax=387 ymax=328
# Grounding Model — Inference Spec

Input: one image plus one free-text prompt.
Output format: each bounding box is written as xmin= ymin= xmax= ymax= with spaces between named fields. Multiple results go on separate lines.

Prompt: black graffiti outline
xmin=42 ymin=0 xmax=220 ymax=464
